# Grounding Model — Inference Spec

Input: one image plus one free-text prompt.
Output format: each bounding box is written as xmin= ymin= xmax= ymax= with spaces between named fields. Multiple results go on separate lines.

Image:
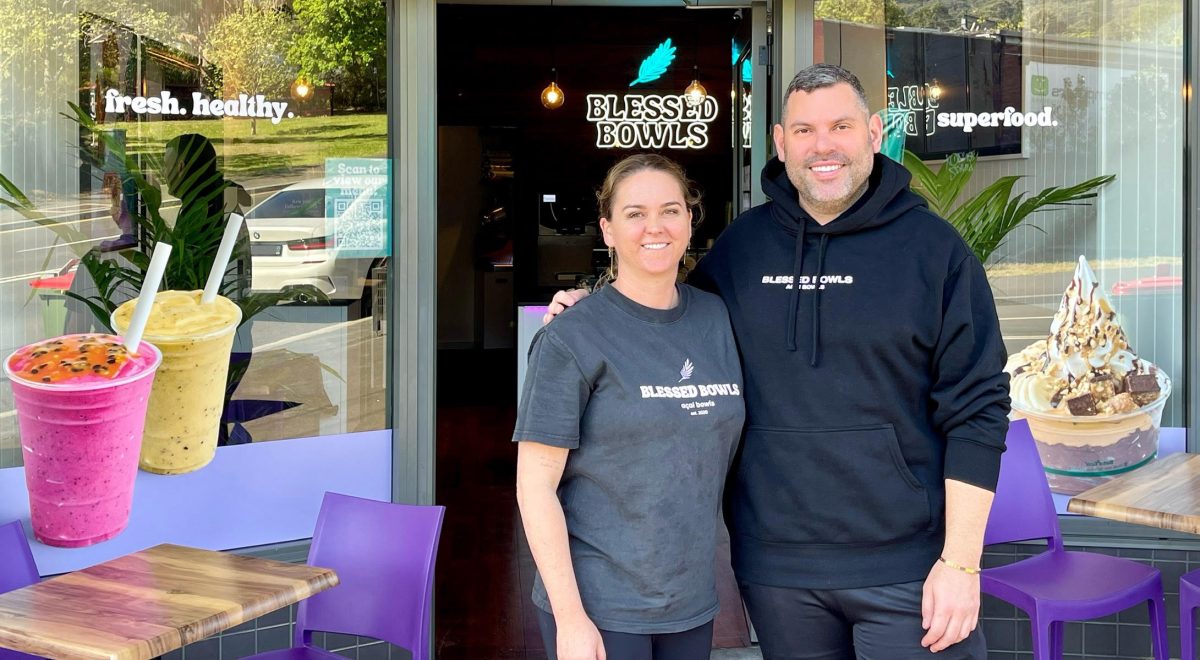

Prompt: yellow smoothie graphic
xmin=1005 ymin=256 xmax=1171 ymax=494
xmin=112 ymin=290 xmax=241 ymax=474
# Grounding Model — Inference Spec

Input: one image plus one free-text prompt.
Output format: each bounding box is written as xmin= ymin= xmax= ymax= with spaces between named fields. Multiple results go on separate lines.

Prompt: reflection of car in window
xmin=247 ymin=187 xmax=326 ymax=220
xmin=244 ymin=179 xmax=386 ymax=304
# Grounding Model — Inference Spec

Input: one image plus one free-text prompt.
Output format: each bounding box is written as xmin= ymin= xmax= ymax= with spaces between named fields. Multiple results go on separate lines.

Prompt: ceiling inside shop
xmin=438 ymin=3 xmax=752 ymax=288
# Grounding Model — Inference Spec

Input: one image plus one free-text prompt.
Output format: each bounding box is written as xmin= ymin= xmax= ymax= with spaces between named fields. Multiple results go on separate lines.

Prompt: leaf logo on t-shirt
xmin=678 ymin=359 xmax=694 ymax=382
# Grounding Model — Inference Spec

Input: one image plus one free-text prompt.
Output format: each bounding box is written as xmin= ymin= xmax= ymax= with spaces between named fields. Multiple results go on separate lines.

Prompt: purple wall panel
xmin=0 ymin=430 xmax=391 ymax=575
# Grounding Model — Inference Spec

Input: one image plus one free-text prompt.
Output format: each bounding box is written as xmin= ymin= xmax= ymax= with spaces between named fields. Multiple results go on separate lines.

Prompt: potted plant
xmin=0 ymin=102 xmax=326 ymax=444
xmin=901 ymin=149 xmax=1116 ymax=265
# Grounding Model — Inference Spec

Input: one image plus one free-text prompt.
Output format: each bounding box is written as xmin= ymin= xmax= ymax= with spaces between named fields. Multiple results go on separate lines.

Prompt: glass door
xmin=733 ymin=40 xmax=754 ymax=214
xmin=731 ymin=3 xmax=770 ymax=216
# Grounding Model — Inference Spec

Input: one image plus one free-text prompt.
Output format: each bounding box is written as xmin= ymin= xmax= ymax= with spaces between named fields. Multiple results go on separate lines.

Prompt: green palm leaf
xmin=0 ymin=172 xmax=33 ymax=208
xmin=903 ymin=150 xmax=977 ymax=218
xmin=904 ymin=148 xmax=1115 ymax=264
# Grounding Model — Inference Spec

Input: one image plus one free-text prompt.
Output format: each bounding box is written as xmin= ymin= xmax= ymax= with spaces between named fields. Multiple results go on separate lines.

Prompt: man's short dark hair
xmin=784 ymin=64 xmax=871 ymax=114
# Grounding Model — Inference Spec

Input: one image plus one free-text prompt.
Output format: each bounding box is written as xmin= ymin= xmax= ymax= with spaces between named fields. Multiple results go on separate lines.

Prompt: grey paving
xmin=711 ymin=648 xmax=763 ymax=659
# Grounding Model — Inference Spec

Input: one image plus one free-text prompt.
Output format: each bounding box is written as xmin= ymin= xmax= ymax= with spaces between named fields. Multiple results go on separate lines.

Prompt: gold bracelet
xmin=938 ymin=556 xmax=981 ymax=575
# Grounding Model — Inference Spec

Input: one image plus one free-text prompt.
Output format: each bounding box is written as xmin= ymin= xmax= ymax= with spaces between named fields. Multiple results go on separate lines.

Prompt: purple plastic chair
xmin=981 ymin=420 xmax=1169 ymax=659
xmin=245 ymin=492 xmax=445 ymax=660
xmin=0 ymin=520 xmax=41 ymax=660
xmin=1179 ymin=569 xmax=1200 ymax=659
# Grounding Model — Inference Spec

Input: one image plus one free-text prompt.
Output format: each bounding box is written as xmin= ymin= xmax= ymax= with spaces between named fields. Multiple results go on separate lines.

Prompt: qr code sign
xmin=329 ymin=191 xmax=387 ymax=255
xmin=324 ymin=159 xmax=391 ymax=257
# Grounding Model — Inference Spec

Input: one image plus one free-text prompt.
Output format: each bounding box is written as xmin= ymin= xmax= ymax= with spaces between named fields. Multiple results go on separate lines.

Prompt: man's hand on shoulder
xmin=543 ymin=289 xmax=590 ymax=324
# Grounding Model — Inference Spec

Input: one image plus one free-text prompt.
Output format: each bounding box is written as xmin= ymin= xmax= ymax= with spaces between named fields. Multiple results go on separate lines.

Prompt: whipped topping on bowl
xmin=1006 ymin=256 xmax=1167 ymax=417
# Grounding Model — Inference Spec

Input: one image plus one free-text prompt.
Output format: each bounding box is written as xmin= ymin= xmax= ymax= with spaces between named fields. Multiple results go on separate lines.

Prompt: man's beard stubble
xmin=786 ymin=152 xmax=872 ymax=221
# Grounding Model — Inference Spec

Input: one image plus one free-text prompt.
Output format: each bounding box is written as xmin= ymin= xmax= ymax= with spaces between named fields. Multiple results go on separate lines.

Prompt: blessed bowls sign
xmin=585 ymin=93 xmax=720 ymax=150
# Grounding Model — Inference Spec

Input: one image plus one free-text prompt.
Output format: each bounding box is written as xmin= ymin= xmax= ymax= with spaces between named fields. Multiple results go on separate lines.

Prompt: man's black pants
xmin=740 ymin=580 xmax=987 ymax=660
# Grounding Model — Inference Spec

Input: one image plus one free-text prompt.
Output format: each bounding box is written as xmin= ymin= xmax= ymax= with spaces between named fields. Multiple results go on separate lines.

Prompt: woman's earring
xmin=604 ymin=246 xmax=617 ymax=284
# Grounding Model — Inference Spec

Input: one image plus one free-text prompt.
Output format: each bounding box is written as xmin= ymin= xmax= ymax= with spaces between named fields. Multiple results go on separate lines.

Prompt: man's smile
xmin=809 ymin=162 xmax=846 ymax=180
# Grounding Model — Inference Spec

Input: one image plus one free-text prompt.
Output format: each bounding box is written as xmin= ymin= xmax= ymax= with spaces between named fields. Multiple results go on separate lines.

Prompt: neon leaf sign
xmin=629 ymin=39 xmax=677 ymax=87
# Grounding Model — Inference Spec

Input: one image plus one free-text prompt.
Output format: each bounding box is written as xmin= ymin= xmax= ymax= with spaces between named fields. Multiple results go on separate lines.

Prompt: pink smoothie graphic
xmin=5 ymin=334 xmax=161 ymax=547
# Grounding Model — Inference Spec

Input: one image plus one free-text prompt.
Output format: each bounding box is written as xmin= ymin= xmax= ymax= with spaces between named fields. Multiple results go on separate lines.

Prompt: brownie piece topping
xmin=1067 ymin=393 xmax=1098 ymax=416
xmin=1124 ymin=373 xmax=1161 ymax=406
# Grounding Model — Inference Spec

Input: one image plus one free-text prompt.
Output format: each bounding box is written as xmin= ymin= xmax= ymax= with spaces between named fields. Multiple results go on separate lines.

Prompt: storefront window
xmin=1 ymin=0 xmax=391 ymax=470
xmin=819 ymin=0 xmax=1185 ymax=430
xmin=1 ymin=0 xmax=392 ymax=566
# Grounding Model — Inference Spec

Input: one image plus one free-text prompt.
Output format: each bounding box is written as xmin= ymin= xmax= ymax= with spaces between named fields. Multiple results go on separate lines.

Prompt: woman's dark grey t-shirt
xmin=514 ymin=283 xmax=745 ymax=634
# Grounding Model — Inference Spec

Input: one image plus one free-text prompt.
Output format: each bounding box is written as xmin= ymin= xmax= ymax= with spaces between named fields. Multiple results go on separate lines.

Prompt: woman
xmin=514 ymin=154 xmax=745 ymax=660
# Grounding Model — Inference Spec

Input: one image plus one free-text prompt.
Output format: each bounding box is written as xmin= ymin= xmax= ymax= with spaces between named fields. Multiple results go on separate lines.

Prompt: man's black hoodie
xmin=691 ymin=154 xmax=1010 ymax=589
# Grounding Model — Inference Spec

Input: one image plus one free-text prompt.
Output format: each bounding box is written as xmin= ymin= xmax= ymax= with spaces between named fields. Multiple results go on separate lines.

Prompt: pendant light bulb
xmin=684 ymin=66 xmax=707 ymax=106
xmin=541 ymin=69 xmax=565 ymax=109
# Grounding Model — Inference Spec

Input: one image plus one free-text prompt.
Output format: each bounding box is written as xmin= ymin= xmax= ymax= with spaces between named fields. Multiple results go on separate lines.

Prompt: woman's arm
xmin=516 ymin=441 xmax=606 ymax=660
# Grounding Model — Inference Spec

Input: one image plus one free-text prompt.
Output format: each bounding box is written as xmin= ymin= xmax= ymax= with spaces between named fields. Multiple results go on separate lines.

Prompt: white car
xmin=245 ymin=177 xmax=388 ymax=302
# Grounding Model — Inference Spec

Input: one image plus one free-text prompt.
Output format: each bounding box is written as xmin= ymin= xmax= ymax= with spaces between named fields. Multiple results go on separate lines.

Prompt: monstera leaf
xmin=630 ymin=38 xmax=676 ymax=87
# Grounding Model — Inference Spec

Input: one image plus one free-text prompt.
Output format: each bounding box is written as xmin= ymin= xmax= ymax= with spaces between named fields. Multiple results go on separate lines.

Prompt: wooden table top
xmin=1068 ymin=453 xmax=1200 ymax=534
xmin=0 ymin=544 xmax=338 ymax=660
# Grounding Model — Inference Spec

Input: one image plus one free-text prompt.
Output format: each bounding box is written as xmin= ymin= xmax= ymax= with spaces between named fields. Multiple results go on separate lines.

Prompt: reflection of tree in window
xmin=815 ymin=0 xmax=886 ymax=25
xmin=1026 ymin=0 xmax=1180 ymax=45
xmin=289 ymin=0 xmax=387 ymax=112
xmin=1105 ymin=68 xmax=1180 ymax=152
xmin=862 ymin=0 xmax=1183 ymax=42
xmin=1026 ymin=71 xmax=1098 ymax=155
xmin=1 ymin=1 xmax=190 ymax=201
xmin=80 ymin=9 xmax=191 ymax=125
xmin=202 ymin=2 xmax=296 ymax=136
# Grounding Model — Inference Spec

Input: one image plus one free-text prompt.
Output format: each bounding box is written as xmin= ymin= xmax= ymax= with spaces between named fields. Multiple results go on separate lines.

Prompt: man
xmin=548 ymin=64 xmax=1010 ymax=659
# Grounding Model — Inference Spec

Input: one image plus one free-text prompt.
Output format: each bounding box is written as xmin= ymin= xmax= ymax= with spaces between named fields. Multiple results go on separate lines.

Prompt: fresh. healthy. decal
xmin=103 ymin=89 xmax=293 ymax=124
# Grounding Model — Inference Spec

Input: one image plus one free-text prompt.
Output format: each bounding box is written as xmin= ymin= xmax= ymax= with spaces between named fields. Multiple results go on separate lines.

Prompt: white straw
xmin=123 ymin=242 xmax=173 ymax=354
xmin=202 ymin=213 xmax=244 ymax=304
